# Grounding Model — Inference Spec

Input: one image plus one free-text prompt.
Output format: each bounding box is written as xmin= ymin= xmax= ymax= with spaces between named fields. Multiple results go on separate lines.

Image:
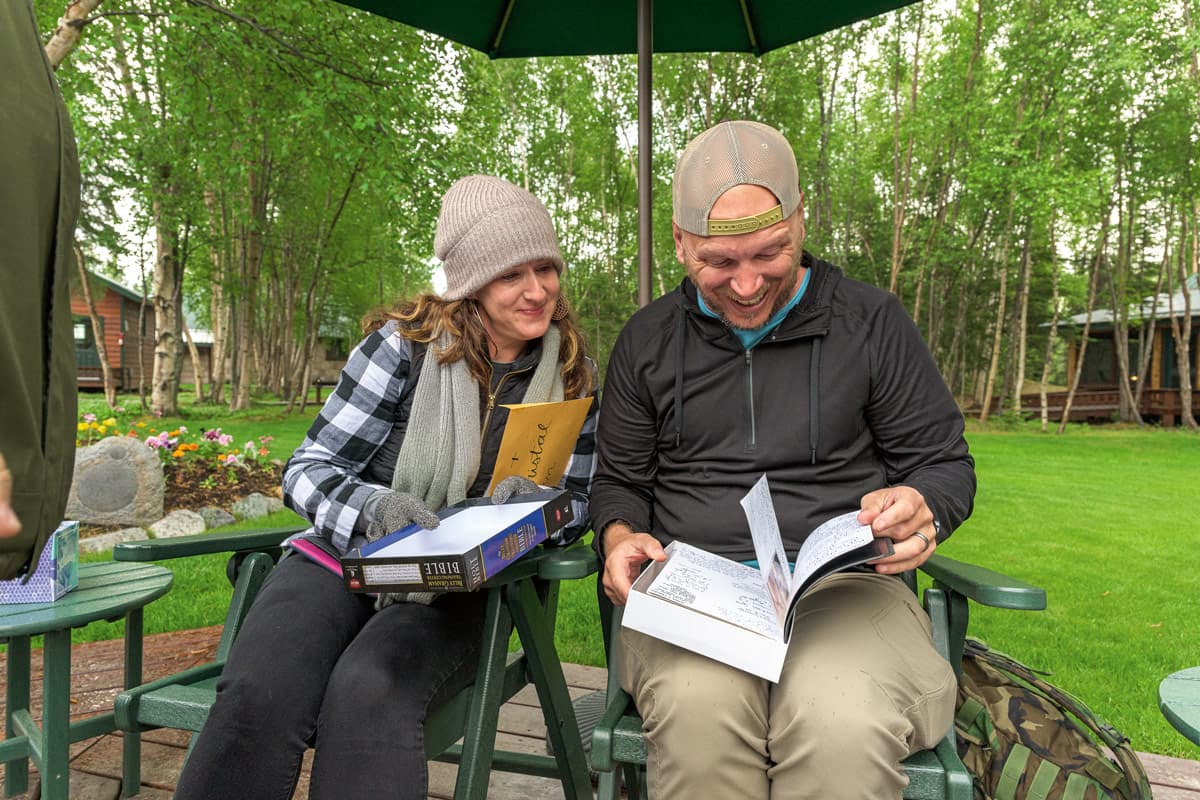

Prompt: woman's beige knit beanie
xmin=434 ymin=175 xmax=565 ymax=300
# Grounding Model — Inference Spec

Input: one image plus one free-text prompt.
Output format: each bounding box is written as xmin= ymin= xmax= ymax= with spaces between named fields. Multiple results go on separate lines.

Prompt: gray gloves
xmin=364 ymin=490 xmax=440 ymax=543
xmin=491 ymin=475 xmax=542 ymax=504
xmin=364 ymin=490 xmax=440 ymax=610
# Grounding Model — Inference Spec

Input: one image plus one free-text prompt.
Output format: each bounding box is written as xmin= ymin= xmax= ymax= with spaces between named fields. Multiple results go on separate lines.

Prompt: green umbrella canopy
xmin=335 ymin=0 xmax=915 ymax=58
xmin=337 ymin=0 xmax=922 ymax=303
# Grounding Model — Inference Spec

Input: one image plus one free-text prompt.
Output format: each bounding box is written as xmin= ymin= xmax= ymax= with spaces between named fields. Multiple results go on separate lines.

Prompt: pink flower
xmin=145 ymin=437 xmax=164 ymax=449
xmin=218 ymin=434 xmax=233 ymax=446
xmin=83 ymin=413 xmax=97 ymax=423
xmin=203 ymin=429 xmax=222 ymax=441
xmin=223 ymin=454 xmax=240 ymax=466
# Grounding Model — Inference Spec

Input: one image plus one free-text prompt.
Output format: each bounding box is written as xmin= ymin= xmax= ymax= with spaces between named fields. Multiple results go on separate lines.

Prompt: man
xmin=0 ymin=1 xmax=82 ymax=577
xmin=590 ymin=120 xmax=975 ymax=799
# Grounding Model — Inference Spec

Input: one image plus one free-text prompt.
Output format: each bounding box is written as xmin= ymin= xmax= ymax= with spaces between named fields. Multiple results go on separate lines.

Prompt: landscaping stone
xmin=197 ymin=506 xmax=236 ymax=529
xmin=65 ymin=437 xmax=164 ymax=526
xmin=231 ymin=492 xmax=284 ymax=520
xmin=79 ymin=527 xmax=149 ymax=555
xmin=149 ymin=509 xmax=207 ymax=539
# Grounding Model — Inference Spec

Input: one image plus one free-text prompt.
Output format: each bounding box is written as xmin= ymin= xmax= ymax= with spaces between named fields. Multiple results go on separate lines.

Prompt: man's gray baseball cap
xmin=672 ymin=120 xmax=801 ymax=237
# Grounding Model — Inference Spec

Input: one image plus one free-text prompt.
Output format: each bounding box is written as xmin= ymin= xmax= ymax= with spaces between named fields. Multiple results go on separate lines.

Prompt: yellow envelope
xmin=486 ymin=397 xmax=594 ymax=494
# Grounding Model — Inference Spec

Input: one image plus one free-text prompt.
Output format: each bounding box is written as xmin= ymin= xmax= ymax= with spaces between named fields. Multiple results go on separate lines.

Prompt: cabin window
xmin=74 ymin=316 xmax=96 ymax=349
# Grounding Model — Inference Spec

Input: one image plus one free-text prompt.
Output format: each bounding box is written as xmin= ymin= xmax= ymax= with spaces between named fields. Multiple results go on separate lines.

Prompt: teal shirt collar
xmin=697 ymin=269 xmax=811 ymax=350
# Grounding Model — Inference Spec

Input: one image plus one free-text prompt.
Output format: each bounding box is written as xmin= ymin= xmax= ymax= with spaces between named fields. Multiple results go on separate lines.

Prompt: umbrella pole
xmin=637 ymin=0 xmax=652 ymax=307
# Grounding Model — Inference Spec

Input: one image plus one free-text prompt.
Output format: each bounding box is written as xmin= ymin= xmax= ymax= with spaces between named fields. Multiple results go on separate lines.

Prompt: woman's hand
xmin=365 ymin=491 xmax=440 ymax=542
xmin=490 ymin=475 xmax=542 ymax=504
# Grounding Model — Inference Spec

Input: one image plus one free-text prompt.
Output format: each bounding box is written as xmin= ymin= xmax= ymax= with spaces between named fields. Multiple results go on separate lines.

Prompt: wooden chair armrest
xmin=112 ymin=525 xmax=308 ymax=562
xmin=536 ymin=542 xmax=600 ymax=581
xmin=591 ymin=686 xmax=637 ymax=771
xmin=113 ymin=660 xmax=225 ymax=730
xmin=478 ymin=541 xmax=599 ymax=587
xmin=919 ymin=553 xmax=1046 ymax=611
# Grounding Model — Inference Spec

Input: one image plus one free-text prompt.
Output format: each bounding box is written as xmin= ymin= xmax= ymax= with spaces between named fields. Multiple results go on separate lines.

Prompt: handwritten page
xmin=646 ymin=541 xmax=783 ymax=640
xmin=740 ymin=474 xmax=793 ymax=625
xmin=790 ymin=511 xmax=875 ymax=596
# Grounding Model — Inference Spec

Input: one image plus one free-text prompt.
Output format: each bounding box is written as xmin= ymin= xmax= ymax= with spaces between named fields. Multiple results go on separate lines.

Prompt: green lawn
xmin=66 ymin=400 xmax=1200 ymax=758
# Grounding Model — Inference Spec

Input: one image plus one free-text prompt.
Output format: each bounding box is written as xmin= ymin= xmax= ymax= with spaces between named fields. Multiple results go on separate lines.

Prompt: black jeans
xmin=174 ymin=554 xmax=487 ymax=800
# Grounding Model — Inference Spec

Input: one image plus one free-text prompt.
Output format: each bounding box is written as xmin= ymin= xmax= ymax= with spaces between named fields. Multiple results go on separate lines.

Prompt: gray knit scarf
xmin=391 ymin=323 xmax=564 ymax=509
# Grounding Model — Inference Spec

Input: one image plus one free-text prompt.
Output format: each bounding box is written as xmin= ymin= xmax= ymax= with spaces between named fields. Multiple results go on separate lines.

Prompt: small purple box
xmin=0 ymin=521 xmax=80 ymax=604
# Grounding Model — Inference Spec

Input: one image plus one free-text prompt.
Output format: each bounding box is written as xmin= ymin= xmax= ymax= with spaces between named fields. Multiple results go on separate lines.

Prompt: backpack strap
xmin=996 ymin=744 xmax=1032 ymax=800
xmin=1063 ymin=771 xmax=1109 ymax=800
xmin=955 ymin=696 xmax=991 ymax=744
xmin=1028 ymin=759 xmax=1062 ymax=800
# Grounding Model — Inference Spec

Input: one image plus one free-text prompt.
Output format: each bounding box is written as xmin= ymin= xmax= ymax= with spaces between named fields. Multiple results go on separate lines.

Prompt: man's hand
xmin=491 ymin=476 xmax=541 ymax=504
xmin=601 ymin=522 xmax=666 ymax=605
xmin=858 ymin=485 xmax=936 ymax=574
xmin=365 ymin=491 xmax=440 ymax=542
xmin=0 ymin=452 xmax=20 ymax=539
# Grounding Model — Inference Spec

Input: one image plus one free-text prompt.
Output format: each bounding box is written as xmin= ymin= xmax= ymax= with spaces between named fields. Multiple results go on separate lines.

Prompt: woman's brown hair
xmin=362 ymin=294 xmax=594 ymax=400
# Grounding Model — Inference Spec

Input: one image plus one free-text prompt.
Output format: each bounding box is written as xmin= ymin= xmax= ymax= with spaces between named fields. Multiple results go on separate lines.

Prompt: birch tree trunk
xmin=978 ymin=197 xmax=1017 ymax=424
xmin=1038 ymin=211 xmax=1062 ymax=432
xmin=72 ymin=241 xmax=117 ymax=407
xmin=150 ymin=191 xmax=183 ymax=416
xmin=1168 ymin=207 xmax=1197 ymax=428
xmin=182 ymin=320 xmax=206 ymax=404
xmin=43 ymin=0 xmax=104 ymax=69
xmin=887 ymin=7 xmax=925 ymax=297
xmin=1058 ymin=218 xmax=1110 ymax=435
xmin=1010 ymin=230 xmax=1032 ymax=415
xmin=229 ymin=139 xmax=271 ymax=412
xmin=1106 ymin=174 xmax=1142 ymax=424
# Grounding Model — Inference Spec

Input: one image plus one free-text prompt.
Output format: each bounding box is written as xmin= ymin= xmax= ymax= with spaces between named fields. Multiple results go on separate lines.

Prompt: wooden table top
xmin=0 ymin=562 xmax=172 ymax=639
xmin=1161 ymin=667 xmax=1200 ymax=747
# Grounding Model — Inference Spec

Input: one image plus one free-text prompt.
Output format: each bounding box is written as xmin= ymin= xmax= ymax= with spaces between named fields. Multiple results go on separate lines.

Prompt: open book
xmin=622 ymin=475 xmax=893 ymax=682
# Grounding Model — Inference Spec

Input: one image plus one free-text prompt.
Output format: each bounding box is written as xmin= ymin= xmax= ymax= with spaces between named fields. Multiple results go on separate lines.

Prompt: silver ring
xmin=912 ymin=531 xmax=932 ymax=552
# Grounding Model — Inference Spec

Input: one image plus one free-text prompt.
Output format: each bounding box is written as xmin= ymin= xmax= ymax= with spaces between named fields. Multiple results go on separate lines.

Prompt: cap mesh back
xmin=673 ymin=121 xmax=800 ymax=236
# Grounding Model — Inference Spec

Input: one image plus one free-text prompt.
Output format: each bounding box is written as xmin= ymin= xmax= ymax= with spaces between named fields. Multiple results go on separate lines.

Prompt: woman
xmin=174 ymin=175 xmax=598 ymax=800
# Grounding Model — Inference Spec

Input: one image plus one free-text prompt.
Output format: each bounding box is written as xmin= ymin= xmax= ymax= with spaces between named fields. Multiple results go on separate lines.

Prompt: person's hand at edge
xmin=0 ymin=452 xmax=21 ymax=539
xmin=857 ymin=485 xmax=934 ymax=574
xmin=601 ymin=522 xmax=666 ymax=605
xmin=491 ymin=475 xmax=541 ymax=504
xmin=365 ymin=490 xmax=440 ymax=542
xmin=375 ymin=590 xmax=435 ymax=610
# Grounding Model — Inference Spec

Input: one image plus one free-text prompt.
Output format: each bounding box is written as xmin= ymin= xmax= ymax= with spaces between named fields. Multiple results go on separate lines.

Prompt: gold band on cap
xmin=705 ymin=204 xmax=784 ymax=236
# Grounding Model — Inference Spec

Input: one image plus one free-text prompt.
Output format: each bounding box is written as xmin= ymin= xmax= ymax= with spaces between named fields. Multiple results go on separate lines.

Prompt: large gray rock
xmin=150 ymin=509 xmax=207 ymax=539
xmin=231 ymin=492 xmax=284 ymax=520
xmin=65 ymin=437 xmax=164 ymax=526
xmin=79 ymin=526 xmax=149 ymax=555
xmin=198 ymin=506 xmax=236 ymax=529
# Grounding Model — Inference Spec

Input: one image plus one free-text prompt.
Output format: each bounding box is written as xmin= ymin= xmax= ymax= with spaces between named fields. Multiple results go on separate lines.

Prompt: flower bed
xmin=75 ymin=410 xmax=286 ymax=529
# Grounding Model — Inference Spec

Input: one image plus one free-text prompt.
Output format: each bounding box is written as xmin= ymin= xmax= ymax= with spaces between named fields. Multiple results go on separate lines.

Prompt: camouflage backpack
xmin=954 ymin=638 xmax=1151 ymax=800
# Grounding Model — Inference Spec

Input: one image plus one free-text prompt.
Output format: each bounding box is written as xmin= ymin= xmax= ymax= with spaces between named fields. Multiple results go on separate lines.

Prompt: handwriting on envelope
xmin=486 ymin=397 xmax=594 ymax=494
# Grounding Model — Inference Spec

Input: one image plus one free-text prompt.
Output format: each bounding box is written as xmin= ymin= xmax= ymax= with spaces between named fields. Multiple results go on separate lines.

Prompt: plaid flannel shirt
xmin=283 ymin=320 xmax=598 ymax=556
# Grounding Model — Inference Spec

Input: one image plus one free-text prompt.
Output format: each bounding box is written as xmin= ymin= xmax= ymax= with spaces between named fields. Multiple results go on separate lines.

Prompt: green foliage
xmin=39 ymin=0 xmax=1200 ymax=406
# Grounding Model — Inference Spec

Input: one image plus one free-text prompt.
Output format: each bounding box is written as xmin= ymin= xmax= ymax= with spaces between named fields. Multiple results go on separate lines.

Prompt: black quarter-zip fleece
xmin=592 ymin=254 xmax=975 ymax=562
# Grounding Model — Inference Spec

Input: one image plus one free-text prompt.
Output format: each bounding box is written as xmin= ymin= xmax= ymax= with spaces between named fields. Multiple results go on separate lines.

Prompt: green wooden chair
xmin=110 ymin=525 xmax=598 ymax=800
xmin=587 ymin=553 xmax=1047 ymax=800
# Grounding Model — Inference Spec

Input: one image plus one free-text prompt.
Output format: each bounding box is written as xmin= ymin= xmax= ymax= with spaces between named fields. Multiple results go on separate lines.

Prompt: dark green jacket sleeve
xmin=0 ymin=1 xmax=81 ymax=579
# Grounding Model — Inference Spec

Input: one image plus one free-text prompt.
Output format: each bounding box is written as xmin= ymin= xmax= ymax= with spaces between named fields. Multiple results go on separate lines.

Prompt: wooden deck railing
xmin=984 ymin=388 xmax=1199 ymax=425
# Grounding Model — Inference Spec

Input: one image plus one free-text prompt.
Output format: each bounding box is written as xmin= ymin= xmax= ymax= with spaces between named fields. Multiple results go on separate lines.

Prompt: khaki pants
xmin=619 ymin=571 xmax=957 ymax=800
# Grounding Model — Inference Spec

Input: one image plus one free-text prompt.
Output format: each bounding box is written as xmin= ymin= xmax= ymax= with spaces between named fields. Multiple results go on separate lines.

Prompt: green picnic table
xmin=0 ymin=561 xmax=173 ymax=799
xmin=1160 ymin=667 xmax=1200 ymax=747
